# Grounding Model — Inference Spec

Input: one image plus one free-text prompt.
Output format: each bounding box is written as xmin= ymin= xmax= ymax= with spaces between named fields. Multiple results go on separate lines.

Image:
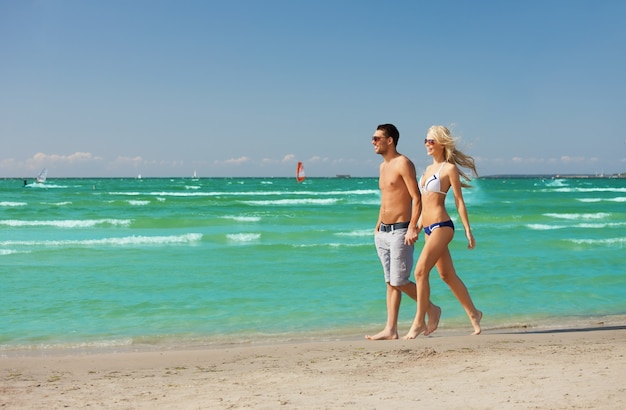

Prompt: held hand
xmin=466 ymin=230 xmax=475 ymax=249
xmin=404 ymin=227 xmax=418 ymax=246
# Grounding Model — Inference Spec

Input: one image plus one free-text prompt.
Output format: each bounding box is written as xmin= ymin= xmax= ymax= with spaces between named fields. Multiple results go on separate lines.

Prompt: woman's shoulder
xmin=439 ymin=162 xmax=461 ymax=185
xmin=442 ymin=161 xmax=459 ymax=174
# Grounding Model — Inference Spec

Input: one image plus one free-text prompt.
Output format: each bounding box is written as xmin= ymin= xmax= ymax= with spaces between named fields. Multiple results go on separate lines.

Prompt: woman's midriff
xmin=420 ymin=194 xmax=449 ymax=227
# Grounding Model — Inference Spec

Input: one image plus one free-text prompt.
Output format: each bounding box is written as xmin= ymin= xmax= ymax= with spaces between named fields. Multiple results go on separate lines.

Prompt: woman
xmin=404 ymin=125 xmax=482 ymax=338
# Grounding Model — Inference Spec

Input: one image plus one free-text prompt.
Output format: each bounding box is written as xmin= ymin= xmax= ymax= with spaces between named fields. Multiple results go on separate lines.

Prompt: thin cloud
xmin=308 ymin=156 xmax=329 ymax=163
xmin=115 ymin=156 xmax=144 ymax=165
xmin=30 ymin=152 xmax=103 ymax=164
xmin=560 ymin=156 xmax=586 ymax=163
xmin=0 ymin=158 xmax=19 ymax=168
xmin=261 ymin=154 xmax=300 ymax=165
xmin=217 ymin=156 xmax=251 ymax=165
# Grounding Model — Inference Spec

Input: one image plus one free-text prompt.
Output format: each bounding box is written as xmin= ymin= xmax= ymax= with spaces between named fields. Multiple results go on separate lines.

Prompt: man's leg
xmin=366 ymin=283 xmax=402 ymax=340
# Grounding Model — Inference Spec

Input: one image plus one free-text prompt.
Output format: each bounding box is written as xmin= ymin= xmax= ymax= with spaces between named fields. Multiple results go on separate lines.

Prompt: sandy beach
xmin=2 ymin=327 xmax=625 ymax=409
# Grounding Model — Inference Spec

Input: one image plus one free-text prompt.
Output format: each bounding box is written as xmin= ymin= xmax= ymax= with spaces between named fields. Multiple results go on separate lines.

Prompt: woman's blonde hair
xmin=427 ymin=125 xmax=478 ymax=187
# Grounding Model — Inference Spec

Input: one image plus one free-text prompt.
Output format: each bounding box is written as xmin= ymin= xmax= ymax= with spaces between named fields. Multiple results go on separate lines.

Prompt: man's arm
xmin=400 ymin=156 xmax=421 ymax=245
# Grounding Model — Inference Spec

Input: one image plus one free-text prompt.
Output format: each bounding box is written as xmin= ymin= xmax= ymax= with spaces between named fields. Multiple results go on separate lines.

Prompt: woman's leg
xmin=403 ymin=228 xmax=453 ymax=339
xmin=435 ymin=248 xmax=482 ymax=335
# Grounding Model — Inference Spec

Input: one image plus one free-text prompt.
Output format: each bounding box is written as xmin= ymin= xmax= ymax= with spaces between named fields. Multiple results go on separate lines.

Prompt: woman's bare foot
xmin=365 ymin=329 xmax=398 ymax=340
xmin=402 ymin=324 xmax=427 ymax=340
xmin=470 ymin=310 xmax=483 ymax=335
xmin=424 ymin=305 xmax=442 ymax=336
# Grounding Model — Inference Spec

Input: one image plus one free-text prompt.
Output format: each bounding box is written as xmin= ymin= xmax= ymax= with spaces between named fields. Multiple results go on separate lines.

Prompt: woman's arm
xmin=449 ymin=166 xmax=475 ymax=249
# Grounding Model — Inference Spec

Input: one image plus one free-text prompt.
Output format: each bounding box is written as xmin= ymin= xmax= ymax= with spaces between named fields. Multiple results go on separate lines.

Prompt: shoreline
xmin=3 ymin=315 xmax=625 ymax=358
xmin=2 ymin=326 xmax=625 ymax=409
xmin=3 ymin=314 xmax=626 ymax=357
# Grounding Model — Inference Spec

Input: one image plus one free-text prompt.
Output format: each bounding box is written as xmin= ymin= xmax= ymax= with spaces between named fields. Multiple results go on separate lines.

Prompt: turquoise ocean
xmin=1 ymin=176 xmax=624 ymax=353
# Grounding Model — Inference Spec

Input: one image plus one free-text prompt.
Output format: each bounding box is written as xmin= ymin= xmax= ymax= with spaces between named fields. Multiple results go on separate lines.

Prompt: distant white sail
xmin=36 ymin=168 xmax=48 ymax=183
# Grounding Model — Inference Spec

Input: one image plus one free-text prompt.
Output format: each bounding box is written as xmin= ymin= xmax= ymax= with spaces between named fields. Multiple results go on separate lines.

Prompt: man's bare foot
xmin=470 ymin=310 xmax=483 ymax=335
xmin=424 ymin=305 xmax=441 ymax=336
xmin=365 ymin=329 xmax=398 ymax=340
xmin=402 ymin=324 xmax=427 ymax=340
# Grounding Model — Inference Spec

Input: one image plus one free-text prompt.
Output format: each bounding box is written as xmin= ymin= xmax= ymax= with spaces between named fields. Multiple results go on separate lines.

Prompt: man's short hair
xmin=377 ymin=124 xmax=399 ymax=146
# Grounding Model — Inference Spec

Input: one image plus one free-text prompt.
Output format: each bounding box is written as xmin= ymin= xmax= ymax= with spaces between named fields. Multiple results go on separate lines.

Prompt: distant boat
xmin=336 ymin=174 xmax=351 ymax=178
xmin=137 ymin=173 xmax=142 ymax=180
xmin=296 ymin=162 xmax=305 ymax=183
xmin=192 ymin=170 xmax=198 ymax=180
xmin=36 ymin=168 xmax=48 ymax=183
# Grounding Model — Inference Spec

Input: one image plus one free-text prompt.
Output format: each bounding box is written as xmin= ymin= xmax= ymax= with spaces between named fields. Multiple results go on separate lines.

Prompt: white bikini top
xmin=419 ymin=162 xmax=447 ymax=195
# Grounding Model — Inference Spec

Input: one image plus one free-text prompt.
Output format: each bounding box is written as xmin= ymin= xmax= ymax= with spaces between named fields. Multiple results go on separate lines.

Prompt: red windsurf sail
xmin=296 ymin=162 xmax=305 ymax=183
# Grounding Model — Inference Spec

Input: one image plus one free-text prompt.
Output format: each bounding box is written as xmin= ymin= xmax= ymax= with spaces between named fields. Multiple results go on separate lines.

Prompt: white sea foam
xmin=222 ymin=215 xmax=262 ymax=222
xmin=528 ymin=221 xmax=626 ymax=230
xmin=128 ymin=200 xmax=150 ymax=206
xmin=242 ymin=198 xmax=339 ymax=206
xmin=568 ymin=237 xmax=626 ymax=246
xmin=0 ymin=233 xmax=202 ymax=247
xmin=527 ymin=224 xmax=565 ymax=230
xmin=25 ymin=183 xmax=68 ymax=189
xmin=293 ymin=242 xmax=369 ymax=248
xmin=544 ymin=212 xmax=610 ymax=220
xmin=360 ymin=199 xmax=382 ymax=206
xmin=542 ymin=179 xmax=568 ymax=187
xmin=552 ymin=187 xmax=626 ymax=193
xmin=97 ymin=233 xmax=202 ymax=245
xmin=335 ymin=229 xmax=372 ymax=237
xmin=0 ymin=337 xmax=135 ymax=352
xmin=578 ymin=197 xmax=626 ymax=203
xmin=226 ymin=233 xmax=261 ymax=242
xmin=0 ymin=219 xmax=131 ymax=228
xmin=108 ymin=189 xmax=378 ymax=198
xmin=0 ymin=202 xmax=27 ymax=207
xmin=0 ymin=249 xmax=20 ymax=256
xmin=574 ymin=222 xmax=626 ymax=229
xmin=109 ymin=192 xmax=142 ymax=196
xmin=111 ymin=191 xmax=212 ymax=197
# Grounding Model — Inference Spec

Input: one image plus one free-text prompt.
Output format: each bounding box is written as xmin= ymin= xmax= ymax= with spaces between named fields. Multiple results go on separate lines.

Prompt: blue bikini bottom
xmin=423 ymin=220 xmax=455 ymax=236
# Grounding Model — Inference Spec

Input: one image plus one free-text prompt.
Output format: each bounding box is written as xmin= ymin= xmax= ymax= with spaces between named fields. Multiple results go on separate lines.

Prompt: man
xmin=366 ymin=124 xmax=441 ymax=340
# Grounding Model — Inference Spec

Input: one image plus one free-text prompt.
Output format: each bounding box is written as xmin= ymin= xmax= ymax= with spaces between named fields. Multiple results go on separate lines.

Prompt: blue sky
xmin=1 ymin=0 xmax=625 ymax=178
